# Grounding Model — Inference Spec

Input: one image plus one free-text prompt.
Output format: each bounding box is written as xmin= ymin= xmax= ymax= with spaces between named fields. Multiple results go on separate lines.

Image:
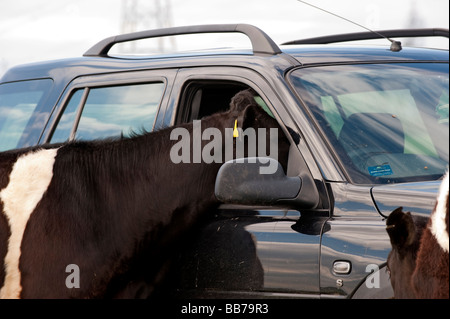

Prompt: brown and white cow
xmin=0 ymin=89 xmax=290 ymax=298
xmin=386 ymin=171 xmax=449 ymax=299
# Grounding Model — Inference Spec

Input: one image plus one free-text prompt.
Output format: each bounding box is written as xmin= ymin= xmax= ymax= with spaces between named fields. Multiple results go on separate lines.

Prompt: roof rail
xmin=282 ymin=28 xmax=449 ymax=45
xmin=83 ymin=24 xmax=282 ymax=57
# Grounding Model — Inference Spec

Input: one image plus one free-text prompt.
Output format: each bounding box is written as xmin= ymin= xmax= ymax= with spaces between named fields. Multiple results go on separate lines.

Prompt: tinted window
xmin=0 ymin=79 xmax=53 ymax=151
xmin=51 ymin=82 xmax=165 ymax=142
xmin=290 ymin=63 xmax=449 ymax=184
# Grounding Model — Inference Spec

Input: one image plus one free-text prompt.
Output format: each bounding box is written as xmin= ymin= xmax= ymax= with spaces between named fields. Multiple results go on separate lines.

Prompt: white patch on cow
xmin=430 ymin=171 xmax=449 ymax=253
xmin=0 ymin=148 xmax=58 ymax=299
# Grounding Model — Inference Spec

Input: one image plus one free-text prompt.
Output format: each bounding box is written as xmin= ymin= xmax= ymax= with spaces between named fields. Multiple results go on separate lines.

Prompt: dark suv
xmin=1 ymin=25 xmax=448 ymax=299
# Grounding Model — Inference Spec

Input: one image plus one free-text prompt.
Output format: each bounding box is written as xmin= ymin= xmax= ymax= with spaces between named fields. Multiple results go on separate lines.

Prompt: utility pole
xmin=404 ymin=0 xmax=424 ymax=47
xmin=120 ymin=0 xmax=176 ymax=53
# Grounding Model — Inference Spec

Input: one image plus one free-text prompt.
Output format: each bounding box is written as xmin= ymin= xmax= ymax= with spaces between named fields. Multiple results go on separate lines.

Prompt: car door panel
xmin=175 ymin=209 xmax=326 ymax=298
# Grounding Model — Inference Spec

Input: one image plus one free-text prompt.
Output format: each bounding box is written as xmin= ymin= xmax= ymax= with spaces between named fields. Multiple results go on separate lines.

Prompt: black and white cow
xmin=0 ymin=89 xmax=290 ymax=298
xmin=386 ymin=171 xmax=449 ymax=299
xmin=411 ymin=171 xmax=449 ymax=298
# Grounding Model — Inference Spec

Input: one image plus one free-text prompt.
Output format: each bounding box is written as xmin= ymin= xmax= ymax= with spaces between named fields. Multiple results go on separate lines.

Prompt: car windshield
xmin=290 ymin=63 xmax=449 ymax=184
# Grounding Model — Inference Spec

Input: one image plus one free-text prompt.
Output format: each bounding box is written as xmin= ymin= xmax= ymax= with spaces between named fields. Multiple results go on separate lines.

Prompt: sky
xmin=1 ymin=0 xmax=449 ymax=78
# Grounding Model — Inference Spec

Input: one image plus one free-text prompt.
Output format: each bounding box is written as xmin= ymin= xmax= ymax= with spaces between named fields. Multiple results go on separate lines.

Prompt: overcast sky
xmin=1 ymin=0 xmax=449 ymax=77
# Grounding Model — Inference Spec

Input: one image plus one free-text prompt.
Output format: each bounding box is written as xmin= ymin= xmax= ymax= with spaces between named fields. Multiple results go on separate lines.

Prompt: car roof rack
xmin=282 ymin=28 xmax=449 ymax=46
xmin=83 ymin=24 xmax=282 ymax=57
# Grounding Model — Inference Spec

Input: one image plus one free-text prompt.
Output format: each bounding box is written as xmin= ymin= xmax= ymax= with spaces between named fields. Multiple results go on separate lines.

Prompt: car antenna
xmin=297 ymin=0 xmax=402 ymax=51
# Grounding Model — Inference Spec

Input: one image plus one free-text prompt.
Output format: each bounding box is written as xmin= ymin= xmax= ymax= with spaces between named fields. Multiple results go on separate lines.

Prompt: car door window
xmin=50 ymin=89 xmax=83 ymax=143
xmin=51 ymin=82 xmax=165 ymax=142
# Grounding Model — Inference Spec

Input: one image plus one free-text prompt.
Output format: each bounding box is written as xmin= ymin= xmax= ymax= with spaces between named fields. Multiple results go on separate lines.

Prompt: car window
xmin=176 ymin=81 xmax=249 ymax=124
xmin=50 ymin=90 xmax=83 ymax=143
xmin=0 ymin=79 xmax=53 ymax=151
xmin=290 ymin=63 xmax=449 ymax=184
xmin=51 ymin=82 xmax=165 ymax=142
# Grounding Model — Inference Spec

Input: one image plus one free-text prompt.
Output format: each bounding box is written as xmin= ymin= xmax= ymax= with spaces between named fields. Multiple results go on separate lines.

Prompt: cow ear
xmin=241 ymin=103 xmax=260 ymax=130
xmin=386 ymin=207 xmax=417 ymax=249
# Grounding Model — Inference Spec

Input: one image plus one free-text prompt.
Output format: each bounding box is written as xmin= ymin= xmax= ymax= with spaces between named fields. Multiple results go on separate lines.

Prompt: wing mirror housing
xmin=214 ymin=157 xmax=319 ymax=209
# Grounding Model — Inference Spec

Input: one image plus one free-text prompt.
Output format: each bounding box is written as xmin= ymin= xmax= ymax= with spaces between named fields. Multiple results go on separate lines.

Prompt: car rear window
xmin=290 ymin=63 xmax=449 ymax=184
xmin=0 ymin=79 xmax=53 ymax=152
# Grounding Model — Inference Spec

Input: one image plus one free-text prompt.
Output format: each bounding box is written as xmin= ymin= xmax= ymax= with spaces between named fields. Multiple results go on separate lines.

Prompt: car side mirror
xmin=214 ymin=157 xmax=319 ymax=208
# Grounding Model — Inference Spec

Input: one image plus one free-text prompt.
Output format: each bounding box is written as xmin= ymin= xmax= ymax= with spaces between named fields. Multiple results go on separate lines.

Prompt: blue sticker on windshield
xmin=368 ymin=164 xmax=393 ymax=177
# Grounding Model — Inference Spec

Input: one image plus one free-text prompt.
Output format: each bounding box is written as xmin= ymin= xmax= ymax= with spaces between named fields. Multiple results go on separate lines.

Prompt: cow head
xmin=386 ymin=207 xmax=428 ymax=298
xmin=227 ymin=88 xmax=291 ymax=172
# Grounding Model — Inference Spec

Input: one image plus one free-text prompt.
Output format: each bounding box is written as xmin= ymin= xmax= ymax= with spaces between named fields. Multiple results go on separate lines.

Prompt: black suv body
xmin=1 ymin=25 xmax=448 ymax=298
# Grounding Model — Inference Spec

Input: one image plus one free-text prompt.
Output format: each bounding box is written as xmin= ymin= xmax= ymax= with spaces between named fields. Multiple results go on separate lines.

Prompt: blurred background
xmin=1 ymin=0 xmax=449 ymax=77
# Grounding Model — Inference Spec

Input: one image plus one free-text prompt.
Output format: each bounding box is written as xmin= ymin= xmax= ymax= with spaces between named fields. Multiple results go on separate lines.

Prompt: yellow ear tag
xmin=233 ymin=119 xmax=239 ymax=138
